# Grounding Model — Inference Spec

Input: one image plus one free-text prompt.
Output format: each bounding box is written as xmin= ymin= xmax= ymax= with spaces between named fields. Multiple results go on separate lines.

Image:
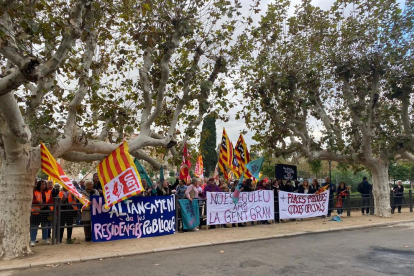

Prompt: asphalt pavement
xmin=6 ymin=222 xmax=414 ymax=276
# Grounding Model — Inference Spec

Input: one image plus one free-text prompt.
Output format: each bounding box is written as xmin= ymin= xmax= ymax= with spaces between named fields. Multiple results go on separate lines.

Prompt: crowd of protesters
xmin=30 ymin=172 xmax=407 ymax=245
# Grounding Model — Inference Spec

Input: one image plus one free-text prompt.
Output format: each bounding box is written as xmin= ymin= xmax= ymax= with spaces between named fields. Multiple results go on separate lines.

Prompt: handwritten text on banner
xmin=91 ymin=195 xmax=175 ymax=242
xmin=206 ymin=191 xmax=274 ymax=225
xmin=278 ymin=190 xmax=330 ymax=219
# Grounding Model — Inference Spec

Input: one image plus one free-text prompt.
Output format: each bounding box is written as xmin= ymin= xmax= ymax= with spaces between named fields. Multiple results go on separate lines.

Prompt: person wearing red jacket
xmin=30 ymin=180 xmax=50 ymax=247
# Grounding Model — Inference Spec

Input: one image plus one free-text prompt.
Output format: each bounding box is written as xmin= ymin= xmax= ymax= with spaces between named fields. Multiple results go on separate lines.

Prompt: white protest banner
xmin=206 ymin=191 xmax=274 ymax=225
xmin=278 ymin=190 xmax=330 ymax=219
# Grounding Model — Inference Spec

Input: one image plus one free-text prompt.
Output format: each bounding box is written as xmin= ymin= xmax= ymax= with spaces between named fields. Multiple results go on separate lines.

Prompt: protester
xmin=185 ymin=178 xmax=199 ymax=201
xmin=81 ymin=180 xmax=99 ymax=241
xmin=157 ymin=180 xmax=172 ymax=196
xmin=92 ymin=173 xmax=103 ymax=195
xmin=243 ymin=179 xmax=255 ymax=192
xmin=59 ymin=187 xmax=78 ymax=243
xmin=256 ymin=180 xmax=268 ymax=191
xmin=175 ymin=179 xmax=187 ymax=199
xmin=282 ymin=180 xmax=295 ymax=192
xmin=72 ymin=180 xmax=81 ymax=191
xmin=298 ymin=180 xmax=311 ymax=194
xmin=358 ymin=176 xmax=372 ymax=215
xmin=271 ymin=179 xmax=281 ymax=223
xmin=393 ymin=180 xmax=404 ymax=213
xmin=44 ymin=180 xmax=54 ymax=240
xmin=336 ymin=182 xmax=349 ymax=217
xmin=52 ymin=183 xmax=60 ymax=198
xmin=202 ymin=178 xmax=220 ymax=198
xmin=79 ymin=179 xmax=86 ymax=191
xmin=30 ymin=180 xmax=49 ymax=247
xmin=46 ymin=180 xmax=54 ymax=193
xmin=322 ymin=177 xmax=336 ymax=217
xmin=311 ymin=179 xmax=320 ymax=194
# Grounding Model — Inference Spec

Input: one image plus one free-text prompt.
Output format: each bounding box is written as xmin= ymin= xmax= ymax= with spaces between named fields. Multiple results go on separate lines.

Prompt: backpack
xmin=357 ymin=182 xmax=363 ymax=193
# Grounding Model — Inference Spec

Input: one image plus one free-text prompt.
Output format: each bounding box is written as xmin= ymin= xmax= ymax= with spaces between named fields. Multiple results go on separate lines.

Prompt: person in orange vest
xmin=30 ymin=180 xmax=50 ymax=247
xmin=58 ymin=187 xmax=78 ymax=243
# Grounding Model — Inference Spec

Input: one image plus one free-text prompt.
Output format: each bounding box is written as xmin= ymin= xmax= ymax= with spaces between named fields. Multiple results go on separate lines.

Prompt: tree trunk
xmin=0 ymin=135 xmax=36 ymax=260
xmin=370 ymin=161 xmax=391 ymax=217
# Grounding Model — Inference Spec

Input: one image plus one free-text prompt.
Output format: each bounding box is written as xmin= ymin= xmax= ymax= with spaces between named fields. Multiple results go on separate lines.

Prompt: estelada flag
xmin=180 ymin=143 xmax=191 ymax=181
xmin=219 ymin=128 xmax=234 ymax=180
xmin=218 ymin=158 xmax=228 ymax=180
xmin=40 ymin=142 xmax=90 ymax=209
xmin=235 ymin=134 xmax=253 ymax=179
xmin=97 ymin=141 xmax=143 ymax=209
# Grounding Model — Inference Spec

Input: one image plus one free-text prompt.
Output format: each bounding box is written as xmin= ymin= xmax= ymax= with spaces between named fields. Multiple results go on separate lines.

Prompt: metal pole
xmin=347 ymin=193 xmax=351 ymax=217
xmin=409 ymin=190 xmax=413 ymax=213
xmin=390 ymin=190 xmax=395 ymax=214
xmin=56 ymin=197 xmax=62 ymax=244
xmin=52 ymin=197 xmax=58 ymax=245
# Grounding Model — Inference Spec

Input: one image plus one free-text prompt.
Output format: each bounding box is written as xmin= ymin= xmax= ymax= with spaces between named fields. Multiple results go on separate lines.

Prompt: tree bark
xmin=370 ymin=161 xmax=391 ymax=217
xmin=0 ymin=131 xmax=37 ymax=260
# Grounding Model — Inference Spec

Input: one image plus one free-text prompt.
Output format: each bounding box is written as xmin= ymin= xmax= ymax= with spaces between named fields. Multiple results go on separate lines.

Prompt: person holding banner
xmin=322 ymin=177 xmax=336 ymax=217
xmin=92 ymin=173 xmax=103 ymax=196
xmin=310 ymin=179 xmax=320 ymax=194
xmin=157 ymin=180 xmax=173 ymax=196
xmin=336 ymin=182 xmax=349 ymax=217
xmin=298 ymin=180 xmax=311 ymax=194
xmin=58 ymin=187 xmax=78 ymax=243
xmin=80 ymin=181 xmax=99 ymax=241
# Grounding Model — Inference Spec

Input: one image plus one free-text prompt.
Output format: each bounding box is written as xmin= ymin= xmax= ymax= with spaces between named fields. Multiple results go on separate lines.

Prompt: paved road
xmin=8 ymin=223 xmax=414 ymax=276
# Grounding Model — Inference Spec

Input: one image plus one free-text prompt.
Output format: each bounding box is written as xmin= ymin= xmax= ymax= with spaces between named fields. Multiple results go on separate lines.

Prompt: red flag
xmin=180 ymin=143 xmax=191 ymax=181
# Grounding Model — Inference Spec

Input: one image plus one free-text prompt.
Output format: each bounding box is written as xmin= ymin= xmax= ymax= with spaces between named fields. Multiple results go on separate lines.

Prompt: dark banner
xmin=275 ymin=164 xmax=297 ymax=180
xmin=91 ymin=195 xmax=175 ymax=242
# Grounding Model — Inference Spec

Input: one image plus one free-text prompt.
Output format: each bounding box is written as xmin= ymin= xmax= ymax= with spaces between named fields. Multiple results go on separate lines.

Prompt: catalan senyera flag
xmin=97 ymin=142 xmax=143 ymax=209
xmin=40 ymin=142 xmax=90 ymax=209
xmin=315 ymin=184 xmax=330 ymax=195
xmin=235 ymin=134 xmax=253 ymax=179
xmin=195 ymin=155 xmax=204 ymax=178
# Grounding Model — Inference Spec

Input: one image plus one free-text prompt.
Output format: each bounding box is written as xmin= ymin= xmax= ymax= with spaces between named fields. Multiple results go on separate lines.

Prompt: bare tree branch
xmin=53 ymin=4 xmax=97 ymax=157
xmin=60 ymin=151 xmax=106 ymax=162
xmin=142 ymin=24 xmax=183 ymax=130
xmin=139 ymin=47 xmax=153 ymax=126
xmin=130 ymin=149 xmax=162 ymax=169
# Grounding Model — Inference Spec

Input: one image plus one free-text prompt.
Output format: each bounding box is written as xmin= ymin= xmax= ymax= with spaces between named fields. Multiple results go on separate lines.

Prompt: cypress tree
xmin=200 ymin=113 xmax=217 ymax=177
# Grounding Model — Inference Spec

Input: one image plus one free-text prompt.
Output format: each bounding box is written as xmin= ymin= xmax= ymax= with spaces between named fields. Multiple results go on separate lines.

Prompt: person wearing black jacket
xmin=322 ymin=177 xmax=336 ymax=217
xmin=393 ymin=181 xmax=404 ymax=213
xmin=311 ymin=179 xmax=320 ymax=194
xmin=359 ymin=176 xmax=372 ymax=215
xmin=283 ymin=180 xmax=296 ymax=192
xmin=297 ymin=180 xmax=311 ymax=194
xmin=336 ymin=182 xmax=349 ymax=216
